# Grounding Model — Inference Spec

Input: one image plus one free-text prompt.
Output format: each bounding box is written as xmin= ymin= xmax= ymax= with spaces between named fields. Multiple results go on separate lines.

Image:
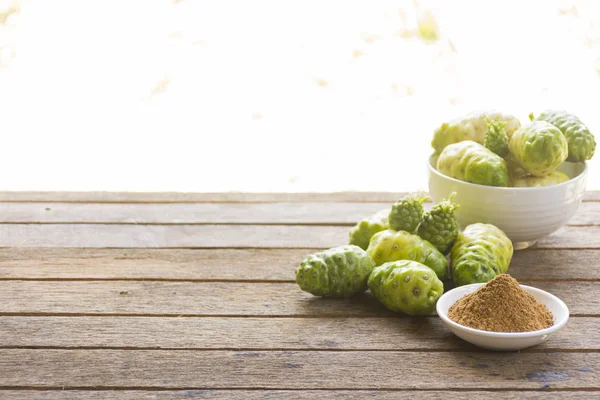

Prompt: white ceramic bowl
xmin=436 ymin=283 xmax=569 ymax=351
xmin=428 ymin=155 xmax=588 ymax=250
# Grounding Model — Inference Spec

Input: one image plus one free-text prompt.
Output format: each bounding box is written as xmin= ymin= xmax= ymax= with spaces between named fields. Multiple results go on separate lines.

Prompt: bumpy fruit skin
xmin=534 ymin=110 xmax=596 ymax=162
xmin=431 ymin=111 xmax=521 ymax=154
xmin=437 ymin=140 xmax=508 ymax=187
xmin=417 ymin=193 xmax=459 ymax=254
xmin=506 ymin=154 xmax=529 ymax=181
xmin=509 ymin=121 xmax=568 ymax=177
xmin=296 ymin=245 xmax=376 ymax=297
xmin=450 ymin=223 xmax=514 ymax=287
xmin=510 ymin=171 xmax=570 ymax=187
xmin=388 ymin=193 xmax=429 ymax=233
xmin=349 ymin=209 xmax=390 ymax=250
xmin=483 ymin=119 xmax=509 ymax=158
xmin=367 ymin=229 xmax=448 ymax=280
xmin=368 ymin=260 xmax=444 ymax=315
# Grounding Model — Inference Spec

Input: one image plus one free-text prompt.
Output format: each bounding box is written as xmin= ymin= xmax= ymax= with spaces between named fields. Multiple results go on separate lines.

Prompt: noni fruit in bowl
xmin=431 ymin=110 xmax=521 ymax=154
xmin=428 ymin=154 xmax=588 ymax=250
xmin=368 ymin=260 xmax=444 ymax=315
xmin=509 ymin=171 xmax=569 ymax=188
xmin=508 ymin=121 xmax=568 ymax=177
xmin=532 ymin=110 xmax=596 ymax=162
xmin=437 ymin=140 xmax=508 ymax=187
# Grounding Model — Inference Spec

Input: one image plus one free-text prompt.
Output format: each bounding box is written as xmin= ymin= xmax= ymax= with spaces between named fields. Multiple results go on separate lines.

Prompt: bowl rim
xmin=436 ymin=283 xmax=570 ymax=338
xmin=428 ymin=154 xmax=588 ymax=192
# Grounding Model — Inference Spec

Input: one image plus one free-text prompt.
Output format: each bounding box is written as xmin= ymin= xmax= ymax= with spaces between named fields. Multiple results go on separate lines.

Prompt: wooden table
xmin=1 ymin=191 xmax=599 ymax=399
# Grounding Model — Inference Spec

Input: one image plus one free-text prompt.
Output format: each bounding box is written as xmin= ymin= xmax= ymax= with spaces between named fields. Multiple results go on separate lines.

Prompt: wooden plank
xmin=0 ymin=191 xmax=410 ymax=203
xmin=0 ymin=224 xmax=343 ymax=248
xmin=0 ymin=224 xmax=596 ymax=248
xmin=0 ymin=391 xmax=597 ymax=399
xmin=0 ymin=281 xmax=595 ymax=316
xmin=0 ymin=316 xmax=595 ymax=351
xmin=0 ymin=201 xmax=595 ymax=225
xmin=1 ymin=350 xmax=599 ymax=389
xmin=0 ymin=248 xmax=598 ymax=281
xmin=0 ymin=202 xmax=390 ymax=224
xmin=0 ymin=191 xmax=596 ymax=203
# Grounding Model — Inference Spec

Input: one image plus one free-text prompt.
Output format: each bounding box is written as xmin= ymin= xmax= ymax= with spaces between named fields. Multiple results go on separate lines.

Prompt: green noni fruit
xmin=508 ymin=121 xmax=568 ymax=177
xmin=388 ymin=192 xmax=429 ymax=233
xmin=437 ymin=140 xmax=508 ymax=187
xmin=368 ymin=260 xmax=444 ymax=315
xmin=533 ymin=110 xmax=596 ymax=162
xmin=506 ymin=154 xmax=529 ymax=181
xmin=349 ymin=209 xmax=390 ymax=250
xmin=510 ymin=171 xmax=570 ymax=187
xmin=296 ymin=245 xmax=376 ymax=297
xmin=366 ymin=229 xmax=448 ymax=280
xmin=483 ymin=119 xmax=509 ymax=158
xmin=417 ymin=193 xmax=459 ymax=255
xmin=450 ymin=223 xmax=514 ymax=287
xmin=431 ymin=110 xmax=521 ymax=154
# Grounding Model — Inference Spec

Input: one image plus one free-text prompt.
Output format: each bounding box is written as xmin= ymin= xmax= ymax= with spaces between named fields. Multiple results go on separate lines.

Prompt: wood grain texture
xmin=0 ymin=281 xmax=595 ymax=316
xmin=0 ymin=316 xmax=595 ymax=351
xmin=0 ymin=391 xmax=597 ymax=399
xmin=0 ymin=248 xmax=598 ymax=281
xmin=0 ymin=224 xmax=596 ymax=248
xmin=0 ymin=191 xmax=410 ymax=203
xmin=0 ymin=191 xmax=596 ymax=203
xmin=1 ymin=350 xmax=599 ymax=389
xmin=0 ymin=201 xmax=596 ymax=225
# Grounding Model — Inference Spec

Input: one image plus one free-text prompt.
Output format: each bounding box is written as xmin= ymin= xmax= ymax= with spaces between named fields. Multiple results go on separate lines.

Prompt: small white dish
xmin=427 ymin=155 xmax=588 ymax=250
xmin=436 ymin=283 xmax=569 ymax=351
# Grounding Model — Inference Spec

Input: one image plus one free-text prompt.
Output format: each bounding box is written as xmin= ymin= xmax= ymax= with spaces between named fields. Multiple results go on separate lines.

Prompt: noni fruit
xmin=368 ymin=260 xmax=444 ymax=315
xmin=533 ymin=110 xmax=596 ymax=162
xmin=431 ymin=110 xmax=521 ymax=154
xmin=508 ymin=121 xmax=568 ymax=177
xmin=349 ymin=209 xmax=390 ymax=250
xmin=506 ymin=154 xmax=529 ymax=181
xmin=367 ymin=229 xmax=448 ymax=280
xmin=296 ymin=245 xmax=376 ymax=297
xmin=510 ymin=171 xmax=570 ymax=188
xmin=417 ymin=193 xmax=459 ymax=254
xmin=437 ymin=140 xmax=508 ymax=187
xmin=450 ymin=223 xmax=514 ymax=287
xmin=388 ymin=192 xmax=429 ymax=233
xmin=483 ymin=119 xmax=509 ymax=158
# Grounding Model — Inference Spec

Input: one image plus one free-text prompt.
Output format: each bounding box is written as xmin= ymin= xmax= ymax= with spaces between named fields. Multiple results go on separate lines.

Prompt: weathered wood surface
xmin=0 ymin=201 xmax=596 ymax=225
xmin=0 ymin=281 xmax=596 ymax=316
xmin=0 ymin=191 xmax=598 ymax=397
xmin=1 ymin=350 xmax=599 ymax=389
xmin=1 ymin=392 xmax=597 ymax=400
xmin=0 ymin=316 xmax=596 ymax=351
xmin=0 ymin=224 xmax=596 ymax=248
xmin=0 ymin=191 xmax=597 ymax=202
xmin=0 ymin=248 xmax=597 ymax=281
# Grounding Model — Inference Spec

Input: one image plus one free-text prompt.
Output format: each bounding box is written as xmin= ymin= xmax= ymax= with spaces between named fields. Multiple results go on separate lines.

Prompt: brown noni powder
xmin=448 ymin=274 xmax=554 ymax=332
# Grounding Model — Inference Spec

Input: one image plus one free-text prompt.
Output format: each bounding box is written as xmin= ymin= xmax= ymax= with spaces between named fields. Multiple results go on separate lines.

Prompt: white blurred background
xmin=0 ymin=0 xmax=599 ymax=192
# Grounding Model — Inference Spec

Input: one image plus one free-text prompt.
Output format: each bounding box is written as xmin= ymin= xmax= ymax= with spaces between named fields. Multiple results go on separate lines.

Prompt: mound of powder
xmin=448 ymin=274 xmax=553 ymax=332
